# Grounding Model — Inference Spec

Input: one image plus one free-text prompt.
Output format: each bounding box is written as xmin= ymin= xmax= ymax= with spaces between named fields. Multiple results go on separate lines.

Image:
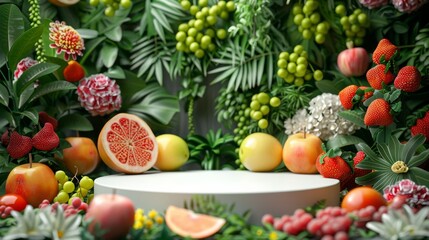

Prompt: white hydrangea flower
xmin=284 ymin=93 xmax=360 ymax=141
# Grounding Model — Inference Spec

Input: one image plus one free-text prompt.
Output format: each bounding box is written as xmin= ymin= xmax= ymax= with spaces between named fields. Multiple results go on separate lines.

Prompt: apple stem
xmin=112 ymin=188 xmax=117 ymax=199
xmin=303 ymin=127 xmax=306 ymax=139
xmin=29 ymin=153 xmax=32 ymax=168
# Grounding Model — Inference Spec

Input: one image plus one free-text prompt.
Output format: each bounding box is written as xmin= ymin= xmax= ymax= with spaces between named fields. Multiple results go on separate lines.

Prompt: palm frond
xmin=209 ymin=37 xmax=277 ymax=91
xmin=130 ymin=36 xmax=175 ymax=85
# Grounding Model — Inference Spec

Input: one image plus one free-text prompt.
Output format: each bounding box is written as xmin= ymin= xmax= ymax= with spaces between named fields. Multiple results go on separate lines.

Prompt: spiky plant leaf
xmin=356 ymin=135 xmax=429 ymax=192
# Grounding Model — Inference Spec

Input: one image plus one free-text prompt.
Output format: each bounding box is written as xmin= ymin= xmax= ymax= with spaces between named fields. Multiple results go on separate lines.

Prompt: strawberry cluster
xmin=339 ymin=38 xmax=427 ymax=135
xmin=1 ymin=112 xmax=60 ymax=159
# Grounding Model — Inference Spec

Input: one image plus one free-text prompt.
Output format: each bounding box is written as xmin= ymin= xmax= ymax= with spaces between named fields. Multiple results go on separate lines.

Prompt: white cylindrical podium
xmin=94 ymin=170 xmax=340 ymax=224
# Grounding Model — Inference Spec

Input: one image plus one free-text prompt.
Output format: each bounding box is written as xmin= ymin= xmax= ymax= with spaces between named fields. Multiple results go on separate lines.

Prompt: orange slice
xmin=98 ymin=113 xmax=158 ymax=174
xmin=165 ymin=205 xmax=226 ymax=239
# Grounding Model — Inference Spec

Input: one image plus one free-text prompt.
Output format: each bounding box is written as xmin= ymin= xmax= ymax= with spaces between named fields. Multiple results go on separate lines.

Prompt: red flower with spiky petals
xmin=49 ymin=21 xmax=85 ymax=61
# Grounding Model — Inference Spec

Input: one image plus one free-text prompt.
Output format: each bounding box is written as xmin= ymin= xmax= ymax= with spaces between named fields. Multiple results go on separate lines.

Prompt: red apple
xmin=337 ymin=47 xmax=370 ymax=77
xmin=282 ymin=132 xmax=324 ymax=174
xmin=59 ymin=137 xmax=100 ymax=175
xmin=85 ymin=194 xmax=135 ymax=240
xmin=6 ymin=163 xmax=58 ymax=207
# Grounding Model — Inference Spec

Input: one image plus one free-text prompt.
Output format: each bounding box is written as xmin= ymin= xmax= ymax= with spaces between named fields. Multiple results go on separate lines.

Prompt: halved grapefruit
xmin=98 ymin=113 xmax=158 ymax=174
xmin=48 ymin=0 xmax=80 ymax=7
xmin=165 ymin=205 xmax=226 ymax=239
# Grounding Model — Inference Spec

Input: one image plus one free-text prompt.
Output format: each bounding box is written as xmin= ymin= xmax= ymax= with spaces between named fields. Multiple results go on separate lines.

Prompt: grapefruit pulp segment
xmin=165 ymin=205 xmax=226 ymax=239
xmin=98 ymin=113 xmax=158 ymax=174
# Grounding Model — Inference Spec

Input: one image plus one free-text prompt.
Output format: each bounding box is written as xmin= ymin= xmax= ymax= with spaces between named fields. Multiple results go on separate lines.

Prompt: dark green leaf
xmin=17 ymin=109 xmax=39 ymax=125
xmin=326 ymin=134 xmax=365 ymax=149
xmin=337 ymin=110 xmax=365 ymax=128
xmin=28 ymin=81 xmax=76 ymax=103
xmin=0 ymin=84 xmax=9 ymax=107
xmin=7 ymin=25 xmax=43 ymax=73
xmin=100 ymin=43 xmax=118 ymax=68
xmin=409 ymin=148 xmax=429 ymax=168
xmin=357 ymin=143 xmax=390 ymax=170
xmin=18 ymin=87 xmax=34 ymax=109
xmin=76 ymin=29 xmax=99 ymax=39
xmin=15 ymin=62 xmax=60 ymax=96
xmin=58 ymin=113 xmax=93 ymax=131
xmin=105 ymin=26 xmax=122 ymax=42
xmin=408 ymin=168 xmax=429 ymax=188
xmin=0 ymin=4 xmax=26 ymax=55
xmin=105 ymin=66 xmax=126 ymax=79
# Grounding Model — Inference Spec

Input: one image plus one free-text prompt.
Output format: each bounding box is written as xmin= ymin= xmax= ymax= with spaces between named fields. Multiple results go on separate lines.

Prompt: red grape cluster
xmin=176 ymin=0 xmax=235 ymax=58
xmin=307 ymin=207 xmax=353 ymax=239
xmin=292 ymin=0 xmax=330 ymax=44
xmin=350 ymin=205 xmax=388 ymax=228
xmin=39 ymin=198 xmax=88 ymax=217
xmin=0 ymin=205 xmax=13 ymax=219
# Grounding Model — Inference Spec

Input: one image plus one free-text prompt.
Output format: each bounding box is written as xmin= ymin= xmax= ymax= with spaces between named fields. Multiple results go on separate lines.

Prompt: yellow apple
xmin=282 ymin=132 xmax=323 ymax=174
xmin=154 ymin=134 xmax=189 ymax=171
xmin=239 ymin=133 xmax=282 ymax=172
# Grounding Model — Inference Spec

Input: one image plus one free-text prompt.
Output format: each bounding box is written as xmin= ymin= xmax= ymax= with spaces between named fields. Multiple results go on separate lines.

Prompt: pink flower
xmin=359 ymin=0 xmax=389 ymax=8
xmin=49 ymin=21 xmax=85 ymax=61
xmin=14 ymin=57 xmax=38 ymax=80
xmin=76 ymin=74 xmax=122 ymax=116
xmin=391 ymin=0 xmax=428 ymax=12
xmin=383 ymin=179 xmax=429 ymax=208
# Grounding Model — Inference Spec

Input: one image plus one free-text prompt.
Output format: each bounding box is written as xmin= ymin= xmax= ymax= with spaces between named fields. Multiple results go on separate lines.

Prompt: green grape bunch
xmin=90 ymin=0 xmax=133 ymax=17
xmin=175 ymin=0 xmax=235 ymax=58
xmin=248 ymin=92 xmax=281 ymax=130
xmin=292 ymin=0 xmax=330 ymax=44
xmin=335 ymin=4 xmax=369 ymax=47
xmin=277 ymin=45 xmax=323 ymax=86
xmin=54 ymin=170 xmax=95 ymax=205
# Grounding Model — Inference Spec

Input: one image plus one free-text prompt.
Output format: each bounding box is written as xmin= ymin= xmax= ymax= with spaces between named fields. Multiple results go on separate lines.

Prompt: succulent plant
xmin=356 ymin=134 xmax=429 ymax=192
xmin=366 ymin=205 xmax=429 ymax=239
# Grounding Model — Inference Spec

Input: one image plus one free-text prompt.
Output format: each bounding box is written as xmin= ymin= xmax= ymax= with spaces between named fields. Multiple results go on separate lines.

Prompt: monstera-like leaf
xmin=356 ymin=134 xmax=429 ymax=192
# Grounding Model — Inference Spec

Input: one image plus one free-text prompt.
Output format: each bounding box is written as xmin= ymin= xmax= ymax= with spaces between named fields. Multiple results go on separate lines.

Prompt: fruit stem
xmin=29 ymin=153 xmax=32 ymax=168
xmin=111 ymin=188 xmax=116 ymax=199
xmin=303 ymin=127 xmax=306 ymax=139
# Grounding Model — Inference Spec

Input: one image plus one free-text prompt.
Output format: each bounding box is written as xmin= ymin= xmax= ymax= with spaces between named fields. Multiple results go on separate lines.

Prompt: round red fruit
xmin=0 ymin=194 xmax=27 ymax=211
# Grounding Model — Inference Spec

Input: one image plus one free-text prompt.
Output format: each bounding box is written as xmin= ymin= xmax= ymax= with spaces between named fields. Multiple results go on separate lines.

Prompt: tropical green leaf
xmin=28 ymin=81 xmax=76 ymax=103
xmin=408 ymin=148 xmax=429 ymax=168
xmin=100 ymin=43 xmax=118 ymax=68
xmin=18 ymin=87 xmax=34 ymax=110
xmin=0 ymin=84 xmax=9 ymax=107
xmin=80 ymin=36 xmax=106 ymax=65
xmin=126 ymin=83 xmax=179 ymax=125
xmin=17 ymin=109 xmax=39 ymax=125
xmin=7 ymin=25 xmax=43 ymax=73
xmin=0 ymin=4 xmax=26 ymax=55
xmin=326 ymin=134 xmax=365 ymax=149
xmin=58 ymin=113 xmax=94 ymax=131
xmin=0 ymin=107 xmax=14 ymax=127
xmin=408 ymin=168 xmax=429 ymax=188
xmin=356 ymin=143 xmax=390 ymax=170
xmin=337 ymin=110 xmax=365 ymax=128
xmin=402 ymin=134 xmax=425 ymax=163
xmin=15 ymin=62 xmax=60 ymax=96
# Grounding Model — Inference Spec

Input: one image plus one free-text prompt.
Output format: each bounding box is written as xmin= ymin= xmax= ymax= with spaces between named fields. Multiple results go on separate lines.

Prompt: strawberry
xmin=6 ymin=131 xmax=32 ymax=159
xmin=1 ymin=130 xmax=10 ymax=146
xmin=339 ymin=85 xmax=359 ymax=110
xmin=366 ymin=64 xmax=395 ymax=90
xmin=411 ymin=111 xmax=429 ymax=141
xmin=38 ymin=111 xmax=58 ymax=130
xmin=63 ymin=60 xmax=85 ymax=82
xmin=372 ymin=38 xmax=398 ymax=64
xmin=364 ymin=98 xmax=394 ymax=126
xmin=358 ymin=86 xmax=374 ymax=101
xmin=394 ymin=66 xmax=421 ymax=92
xmin=345 ymin=151 xmax=371 ymax=190
xmin=316 ymin=148 xmax=352 ymax=190
xmin=32 ymin=122 xmax=60 ymax=151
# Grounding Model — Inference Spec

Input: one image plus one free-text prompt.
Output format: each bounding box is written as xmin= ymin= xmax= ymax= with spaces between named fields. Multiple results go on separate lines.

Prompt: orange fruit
xmin=98 ymin=113 xmax=158 ymax=174
xmin=165 ymin=205 xmax=226 ymax=239
xmin=63 ymin=60 xmax=85 ymax=82
xmin=341 ymin=186 xmax=387 ymax=212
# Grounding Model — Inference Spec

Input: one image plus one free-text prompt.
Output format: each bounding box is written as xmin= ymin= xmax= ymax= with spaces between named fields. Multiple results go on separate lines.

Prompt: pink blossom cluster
xmin=383 ymin=179 xmax=429 ymax=208
xmin=359 ymin=0 xmax=428 ymax=12
xmin=76 ymin=74 xmax=122 ymax=116
xmin=13 ymin=57 xmax=38 ymax=80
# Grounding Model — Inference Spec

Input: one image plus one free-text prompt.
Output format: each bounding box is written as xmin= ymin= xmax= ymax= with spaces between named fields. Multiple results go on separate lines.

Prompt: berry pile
xmin=277 ymin=45 xmax=324 ymax=86
xmin=89 ymin=0 xmax=133 ymax=17
xmin=54 ymin=170 xmax=94 ymax=205
xmin=249 ymin=92 xmax=281 ymax=130
xmin=0 ymin=205 xmax=13 ymax=219
xmin=262 ymin=205 xmax=388 ymax=239
xmin=292 ymin=0 xmax=330 ymax=44
xmin=39 ymin=197 xmax=88 ymax=217
xmin=335 ymin=4 xmax=369 ymax=47
xmin=176 ymin=0 xmax=235 ymax=58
